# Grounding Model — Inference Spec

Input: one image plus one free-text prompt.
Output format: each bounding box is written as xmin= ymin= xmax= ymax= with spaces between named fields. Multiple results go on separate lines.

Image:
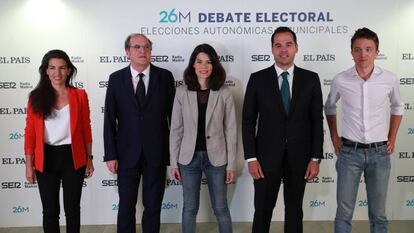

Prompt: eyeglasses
xmin=129 ymin=44 xmax=152 ymax=50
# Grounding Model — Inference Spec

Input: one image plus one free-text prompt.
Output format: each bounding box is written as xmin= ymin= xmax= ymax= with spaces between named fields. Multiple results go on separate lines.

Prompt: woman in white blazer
xmin=170 ymin=44 xmax=237 ymax=233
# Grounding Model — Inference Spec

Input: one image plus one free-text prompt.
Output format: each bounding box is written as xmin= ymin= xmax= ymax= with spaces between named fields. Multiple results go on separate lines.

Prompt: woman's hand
xmin=85 ymin=158 xmax=94 ymax=178
xmin=25 ymin=163 xmax=36 ymax=184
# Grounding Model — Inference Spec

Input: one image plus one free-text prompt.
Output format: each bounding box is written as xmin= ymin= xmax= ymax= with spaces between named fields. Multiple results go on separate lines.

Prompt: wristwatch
xmin=311 ymin=158 xmax=321 ymax=164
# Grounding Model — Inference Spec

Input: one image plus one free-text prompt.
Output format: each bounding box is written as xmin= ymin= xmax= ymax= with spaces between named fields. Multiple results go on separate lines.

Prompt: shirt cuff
xmin=246 ymin=158 xmax=257 ymax=162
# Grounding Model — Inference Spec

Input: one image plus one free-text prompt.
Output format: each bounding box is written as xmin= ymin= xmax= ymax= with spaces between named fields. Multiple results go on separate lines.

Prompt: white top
xmin=130 ymin=65 xmax=150 ymax=95
xmin=324 ymin=66 xmax=404 ymax=143
xmin=44 ymin=105 xmax=71 ymax=145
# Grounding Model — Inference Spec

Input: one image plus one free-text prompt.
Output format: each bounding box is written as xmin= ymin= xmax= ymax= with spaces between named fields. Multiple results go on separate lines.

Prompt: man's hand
xmin=248 ymin=160 xmax=264 ymax=180
xmin=331 ymin=135 xmax=341 ymax=155
xmin=171 ymin=168 xmax=181 ymax=181
xmin=225 ymin=170 xmax=235 ymax=184
xmin=106 ymin=160 xmax=118 ymax=174
xmin=304 ymin=161 xmax=319 ymax=180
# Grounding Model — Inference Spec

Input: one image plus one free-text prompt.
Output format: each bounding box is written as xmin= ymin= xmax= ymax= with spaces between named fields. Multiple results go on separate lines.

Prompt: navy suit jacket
xmin=242 ymin=65 xmax=324 ymax=173
xmin=103 ymin=64 xmax=175 ymax=170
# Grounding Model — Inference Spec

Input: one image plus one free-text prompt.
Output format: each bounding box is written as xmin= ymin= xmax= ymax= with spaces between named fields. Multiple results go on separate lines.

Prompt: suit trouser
xmin=36 ymin=144 xmax=86 ymax=233
xmin=117 ymin=155 xmax=166 ymax=233
xmin=252 ymin=151 xmax=307 ymax=233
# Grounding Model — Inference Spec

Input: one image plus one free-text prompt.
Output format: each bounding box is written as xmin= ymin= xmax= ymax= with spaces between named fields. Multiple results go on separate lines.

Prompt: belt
xmin=341 ymin=137 xmax=387 ymax=149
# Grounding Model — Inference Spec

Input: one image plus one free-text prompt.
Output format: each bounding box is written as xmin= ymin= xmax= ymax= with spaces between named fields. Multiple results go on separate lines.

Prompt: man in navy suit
xmin=242 ymin=27 xmax=324 ymax=233
xmin=104 ymin=33 xmax=175 ymax=233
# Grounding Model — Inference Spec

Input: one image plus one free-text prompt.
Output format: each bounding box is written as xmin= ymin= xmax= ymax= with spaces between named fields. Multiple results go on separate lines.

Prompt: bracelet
xmin=88 ymin=155 xmax=93 ymax=160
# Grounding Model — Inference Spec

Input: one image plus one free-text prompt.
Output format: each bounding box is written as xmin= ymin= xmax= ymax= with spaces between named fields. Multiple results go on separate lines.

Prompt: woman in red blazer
xmin=24 ymin=50 xmax=93 ymax=233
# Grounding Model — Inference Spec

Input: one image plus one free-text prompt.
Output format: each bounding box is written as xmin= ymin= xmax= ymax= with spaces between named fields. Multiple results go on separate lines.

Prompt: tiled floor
xmin=0 ymin=221 xmax=413 ymax=233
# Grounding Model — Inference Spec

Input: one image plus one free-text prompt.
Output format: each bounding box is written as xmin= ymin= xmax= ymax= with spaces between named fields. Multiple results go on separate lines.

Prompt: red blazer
xmin=24 ymin=88 xmax=92 ymax=172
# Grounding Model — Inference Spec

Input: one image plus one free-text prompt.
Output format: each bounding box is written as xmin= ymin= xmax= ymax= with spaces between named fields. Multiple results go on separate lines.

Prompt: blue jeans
xmin=179 ymin=151 xmax=232 ymax=233
xmin=335 ymin=143 xmax=390 ymax=233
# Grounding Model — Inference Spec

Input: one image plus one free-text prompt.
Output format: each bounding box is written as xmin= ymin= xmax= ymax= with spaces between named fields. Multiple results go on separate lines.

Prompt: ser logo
xmin=102 ymin=179 xmax=118 ymax=186
xmin=251 ymin=55 xmax=271 ymax=62
xmin=1 ymin=182 xmax=22 ymax=189
xmin=98 ymin=81 xmax=108 ymax=88
xmin=397 ymin=176 xmax=414 ymax=182
xmin=0 ymin=82 xmax=17 ymax=89
xmin=400 ymin=78 xmax=414 ymax=85
xmin=151 ymin=55 xmax=169 ymax=62
xmin=307 ymin=177 xmax=319 ymax=183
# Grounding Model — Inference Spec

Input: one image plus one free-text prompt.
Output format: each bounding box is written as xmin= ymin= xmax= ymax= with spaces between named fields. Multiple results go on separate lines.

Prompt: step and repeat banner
xmin=1 ymin=0 xmax=413 ymax=227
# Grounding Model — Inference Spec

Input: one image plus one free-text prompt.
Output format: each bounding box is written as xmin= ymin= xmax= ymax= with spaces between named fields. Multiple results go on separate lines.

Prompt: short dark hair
xmin=30 ymin=49 xmax=77 ymax=117
xmin=183 ymin=44 xmax=226 ymax=91
xmin=271 ymin=27 xmax=297 ymax=45
xmin=351 ymin=27 xmax=379 ymax=50
xmin=124 ymin=33 xmax=153 ymax=50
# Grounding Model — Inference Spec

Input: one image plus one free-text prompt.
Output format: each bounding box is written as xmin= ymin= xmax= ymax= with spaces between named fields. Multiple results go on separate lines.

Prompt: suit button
xmin=206 ymin=136 xmax=210 ymax=139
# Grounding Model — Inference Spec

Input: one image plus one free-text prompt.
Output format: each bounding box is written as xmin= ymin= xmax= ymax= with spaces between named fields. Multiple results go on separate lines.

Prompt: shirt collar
xmin=351 ymin=65 xmax=382 ymax=79
xmin=130 ymin=65 xmax=150 ymax=79
xmin=274 ymin=64 xmax=294 ymax=79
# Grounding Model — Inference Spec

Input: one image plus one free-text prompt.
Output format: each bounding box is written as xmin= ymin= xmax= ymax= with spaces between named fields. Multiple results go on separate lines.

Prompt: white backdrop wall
xmin=0 ymin=0 xmax=413 ymax=227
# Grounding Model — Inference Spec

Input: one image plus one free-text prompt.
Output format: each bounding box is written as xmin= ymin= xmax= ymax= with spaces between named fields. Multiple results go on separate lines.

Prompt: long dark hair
xmin=183 ymin=44 xmax=226 ymax=91
xmin=29 ymin=49 xmax=77 ymax=118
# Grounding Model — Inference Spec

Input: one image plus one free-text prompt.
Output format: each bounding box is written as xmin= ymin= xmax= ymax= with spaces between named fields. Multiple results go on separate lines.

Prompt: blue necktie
xmin=136 ymin=73 xmax=145 ymax=106
xmin=280 ymin=71 xmax=290 ymax=113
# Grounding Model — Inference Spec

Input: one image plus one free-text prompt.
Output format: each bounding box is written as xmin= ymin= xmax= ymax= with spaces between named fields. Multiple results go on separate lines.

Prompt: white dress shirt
xmin=325 ymin=66 xmax=404 ymax=143
xmin=130 ymin=65 xmax=150 ymax=95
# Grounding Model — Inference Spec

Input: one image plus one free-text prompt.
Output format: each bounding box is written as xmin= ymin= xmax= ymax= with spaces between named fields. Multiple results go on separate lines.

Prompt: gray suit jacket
xmin=170 ymin=85 xmax=237 ymax=170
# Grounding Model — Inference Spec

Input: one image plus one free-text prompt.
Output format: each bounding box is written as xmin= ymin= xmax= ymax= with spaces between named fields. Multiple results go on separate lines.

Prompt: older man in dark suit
xmin=242 ymin=27 xmax=324 ymax=233
xmin=103 ymin=33 xmax=175 ymax=233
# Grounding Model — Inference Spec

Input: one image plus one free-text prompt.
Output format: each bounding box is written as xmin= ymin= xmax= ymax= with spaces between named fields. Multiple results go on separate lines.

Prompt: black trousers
xmin=252 ymin=150 xmax=307 ymax=233
xmin=117 ymin=154 xmax=166 ymax=233
xmin=36 ymin=144 xmax=86 ymax=233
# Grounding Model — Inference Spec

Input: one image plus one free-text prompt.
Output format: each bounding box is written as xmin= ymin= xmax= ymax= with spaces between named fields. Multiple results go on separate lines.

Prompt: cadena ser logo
xmin=400 ymin=77 xmax=414 ymax=85
xmin=1 ymin=181 xmax=22 ymax=189
xmin=251 ymin=54 xmax=271 ymax=62
xmin=0 ymin=82 xmax=17 ymax=89
xmin=397 ymin=176 xmax=414 ymax=183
